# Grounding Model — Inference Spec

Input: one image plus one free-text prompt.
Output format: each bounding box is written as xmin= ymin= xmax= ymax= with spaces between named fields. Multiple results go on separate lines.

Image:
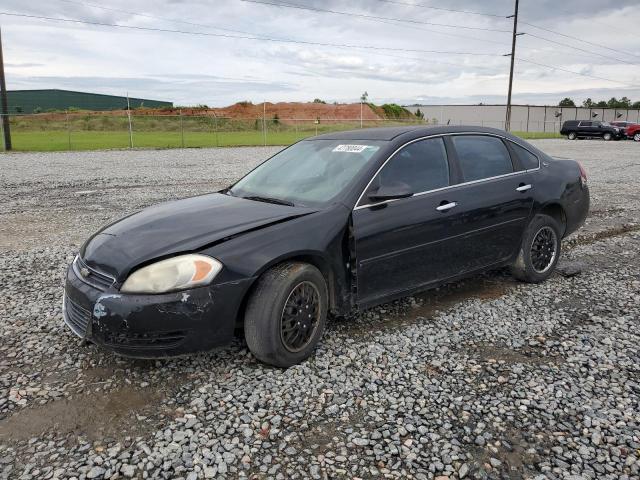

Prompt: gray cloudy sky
xmin=2 ymin=0 xmax=639 ymax=106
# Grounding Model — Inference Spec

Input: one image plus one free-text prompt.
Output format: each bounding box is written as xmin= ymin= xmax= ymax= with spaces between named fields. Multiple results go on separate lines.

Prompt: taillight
xmin=578 ymin=162 xmax=587 ymax=186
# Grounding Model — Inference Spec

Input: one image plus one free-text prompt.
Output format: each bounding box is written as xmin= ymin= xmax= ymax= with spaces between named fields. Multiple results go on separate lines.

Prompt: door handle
xmin=516 ymin=184 xmax=532 ymax=192
xmin=436 ymin=201 xmax=457 ymax=212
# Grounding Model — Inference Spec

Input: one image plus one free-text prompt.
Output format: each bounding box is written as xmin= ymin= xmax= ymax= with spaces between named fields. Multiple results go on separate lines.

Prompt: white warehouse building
xmin=403 ymin=104 xmax=640 ymax=133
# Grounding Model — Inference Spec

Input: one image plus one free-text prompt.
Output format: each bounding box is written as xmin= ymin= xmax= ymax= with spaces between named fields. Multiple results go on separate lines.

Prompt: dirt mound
xmin=211 ymin=101 xmax=382 ymax=121
xmin=21 ymin=102 xmax=386 ymax=121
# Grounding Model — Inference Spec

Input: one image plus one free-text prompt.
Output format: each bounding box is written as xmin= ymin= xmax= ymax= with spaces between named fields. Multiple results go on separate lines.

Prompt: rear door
xmin=443 ymin=134 xmax=534 ymax=271
xmin=592 ymin=121 xmax=605 ymax=138
xmin=578 ymin=121 xmax=593 ymax=137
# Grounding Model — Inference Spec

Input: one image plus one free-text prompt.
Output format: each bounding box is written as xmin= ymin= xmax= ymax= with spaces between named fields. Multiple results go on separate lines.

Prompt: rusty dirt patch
xmin=0 ymin=385 xmax=163 ymax=444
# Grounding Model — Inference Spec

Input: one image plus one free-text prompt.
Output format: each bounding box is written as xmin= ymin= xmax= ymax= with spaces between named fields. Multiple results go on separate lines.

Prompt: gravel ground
xmin=0 ymin=139 xmax=639 ymax=480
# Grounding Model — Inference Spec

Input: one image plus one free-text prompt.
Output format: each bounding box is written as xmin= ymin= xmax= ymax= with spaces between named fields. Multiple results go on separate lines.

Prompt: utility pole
xmin=0 ymin=26 xmax=12 ymax=151
xmin=504 ymin=0 xmax=521 ymax=132
xmin=262 ymin=100 xmax=266 ymax=146
xmin=126 ymin=92 xmax=133 ymax=148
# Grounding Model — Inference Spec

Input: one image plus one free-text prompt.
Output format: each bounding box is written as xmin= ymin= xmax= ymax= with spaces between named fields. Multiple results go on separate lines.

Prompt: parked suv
xmin=560 ymin=120 xmax=623 ymax=141
xmin=625 ymin=123 xmax=640 ymax=141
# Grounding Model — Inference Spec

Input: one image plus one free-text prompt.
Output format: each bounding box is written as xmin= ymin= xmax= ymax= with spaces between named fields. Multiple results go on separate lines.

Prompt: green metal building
xmin=7 ymin=89 xmax=173 ymax=113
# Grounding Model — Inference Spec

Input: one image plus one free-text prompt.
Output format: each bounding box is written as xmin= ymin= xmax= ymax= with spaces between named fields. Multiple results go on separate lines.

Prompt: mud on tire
xmin=511 ymin=214 xmax=562 ymax=283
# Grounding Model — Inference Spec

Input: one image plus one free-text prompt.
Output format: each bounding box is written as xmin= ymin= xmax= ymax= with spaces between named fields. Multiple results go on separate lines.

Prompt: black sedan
xmin=63 ymin=126 xmax=589 ymax=367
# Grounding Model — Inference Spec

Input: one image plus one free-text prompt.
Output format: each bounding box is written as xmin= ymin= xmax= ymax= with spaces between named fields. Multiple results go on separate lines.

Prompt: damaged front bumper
xmin=63 ymin=264 xmax=253 ymax=358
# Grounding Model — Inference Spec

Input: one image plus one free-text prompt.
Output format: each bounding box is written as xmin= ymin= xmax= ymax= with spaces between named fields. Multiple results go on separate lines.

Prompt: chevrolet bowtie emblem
xmin=80 ymin=267 xmax=90 ymax=278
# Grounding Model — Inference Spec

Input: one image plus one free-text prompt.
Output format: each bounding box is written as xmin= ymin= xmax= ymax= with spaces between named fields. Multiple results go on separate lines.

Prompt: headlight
xmin=121 ymin=254 xmax=222 ymax=294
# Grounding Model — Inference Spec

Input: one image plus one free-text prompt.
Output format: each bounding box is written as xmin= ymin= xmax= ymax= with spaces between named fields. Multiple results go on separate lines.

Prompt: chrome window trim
xmin=354 ymin=132 xmax=540 ymax=211
xmin=505 ymin=138 xmax=541 ymax=170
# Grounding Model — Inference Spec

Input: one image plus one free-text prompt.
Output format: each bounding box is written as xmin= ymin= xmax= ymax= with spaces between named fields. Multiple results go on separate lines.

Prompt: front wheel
xmin=244 ymin=262 xmax=328 ymax=367
xmin=511 ymin=214 xmax=562 ymax=283
xmin=567 ymin=132 xmax=577 ymax=140
xmin=603 ymin=132 xmax=612 ymax=141
xmin=634 ymin=133 xmax=640 ymax=142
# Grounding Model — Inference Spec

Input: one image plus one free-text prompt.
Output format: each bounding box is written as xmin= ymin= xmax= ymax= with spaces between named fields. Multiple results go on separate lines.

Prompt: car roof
xmin=312 ymin=125 xmax=522 ymax=142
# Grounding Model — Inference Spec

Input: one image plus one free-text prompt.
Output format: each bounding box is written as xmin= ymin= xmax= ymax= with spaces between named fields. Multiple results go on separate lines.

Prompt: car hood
xmin=81 ymin=193 xmax=315 ymax=280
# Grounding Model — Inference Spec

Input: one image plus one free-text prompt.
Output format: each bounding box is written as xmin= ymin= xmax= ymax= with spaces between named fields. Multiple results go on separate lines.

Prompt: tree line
xmin=558 ymin=97 xmax=640 ymax=109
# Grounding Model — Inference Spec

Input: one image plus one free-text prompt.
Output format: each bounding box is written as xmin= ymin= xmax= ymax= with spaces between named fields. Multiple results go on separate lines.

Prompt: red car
xmin=610 ymin=121 xmax=640 ymax=140
xmin=624 ymin=123 xmax=640 ymax=141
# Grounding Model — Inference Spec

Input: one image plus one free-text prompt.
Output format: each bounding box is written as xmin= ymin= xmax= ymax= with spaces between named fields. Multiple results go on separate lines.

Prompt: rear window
xmin=510 ymin=142 xmax=539 ymax=170
xmin=452 ymin=135 xmax=514 ymax=182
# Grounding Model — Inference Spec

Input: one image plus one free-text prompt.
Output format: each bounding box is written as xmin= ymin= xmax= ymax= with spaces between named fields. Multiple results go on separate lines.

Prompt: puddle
xmin=0 ymin=385 xmax=163 ymax=444
xmin=471 ymin=343 xmax=564 ymax=366
xmin=467 ymin=429 xmax=540 ymax=480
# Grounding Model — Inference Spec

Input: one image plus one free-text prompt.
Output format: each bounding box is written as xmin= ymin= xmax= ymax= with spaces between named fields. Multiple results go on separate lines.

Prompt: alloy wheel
xmin=530 ymin=226 xmax=557 ymax=274
xmin=280 ymin=281 xmax=321 ymax=353
xmin=634 ymin=133 xmax=640 ymax=142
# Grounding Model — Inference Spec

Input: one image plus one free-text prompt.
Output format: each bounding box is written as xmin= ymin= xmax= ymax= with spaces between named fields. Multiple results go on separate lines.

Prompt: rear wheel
xmin=567 ymin=132 xmax=577 ymax=140
xmin=244 ymin=262 xmax=328 ymax=367
xmin=634 ymin=133 xmax=640 ymax=142
xmin=511 ymin=214 xmax=561 ymax=283
xmin=603 ymin=132 xmax=612 ymax=141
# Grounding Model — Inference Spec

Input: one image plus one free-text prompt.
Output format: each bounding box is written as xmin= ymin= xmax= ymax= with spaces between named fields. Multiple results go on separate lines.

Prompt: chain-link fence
xmin=405 ymin=104 xmax=640 ymax=134
xmin=0 ymin=112 xmax=429 ymax=152
xmin=433 ymin=119 xmax=565 ymax=132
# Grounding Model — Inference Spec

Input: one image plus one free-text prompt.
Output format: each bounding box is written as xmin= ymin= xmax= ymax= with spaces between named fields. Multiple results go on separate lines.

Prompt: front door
xmin=352 ymin=136 xmax=459 ymax=306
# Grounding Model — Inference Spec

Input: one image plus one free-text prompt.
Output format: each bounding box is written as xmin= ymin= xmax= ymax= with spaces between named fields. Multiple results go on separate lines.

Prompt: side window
xmin=369 ymin=137 xmax=449 ymax=196
xmin=510 ymin=142 xmax=539 ymax=170
xmin=452 ymin=135 xmax=514 ymax=182
xmin=579 ymin=121 xmax=592 ymax=127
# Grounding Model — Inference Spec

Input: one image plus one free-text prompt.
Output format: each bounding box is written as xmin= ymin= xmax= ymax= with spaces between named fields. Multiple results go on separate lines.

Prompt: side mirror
xmin=368 ymin=182 xmax=413 ymax=202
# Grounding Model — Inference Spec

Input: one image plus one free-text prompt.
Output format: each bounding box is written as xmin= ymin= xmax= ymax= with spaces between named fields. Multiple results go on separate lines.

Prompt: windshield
xmin=229 ymin=139 xmax=385 ymax=207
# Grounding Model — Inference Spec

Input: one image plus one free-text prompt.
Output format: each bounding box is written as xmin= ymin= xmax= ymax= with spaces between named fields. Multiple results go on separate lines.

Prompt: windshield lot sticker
xmin=333 ymin=144 xmax=370 ymax=153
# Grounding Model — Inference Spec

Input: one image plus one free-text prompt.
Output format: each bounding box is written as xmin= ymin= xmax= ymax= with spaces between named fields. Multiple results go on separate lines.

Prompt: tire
xmin=603 ymin=132 xmax=612 ymax=141
xmin=634 ymin=133 xmax=640 ymax=142
xmin=511 ymin=214 xmax=562 ymax=283
xmin=567 ymin=132 xmax=577 ymax=140
xmin=244 ymin=262 xmax=328 ymax=367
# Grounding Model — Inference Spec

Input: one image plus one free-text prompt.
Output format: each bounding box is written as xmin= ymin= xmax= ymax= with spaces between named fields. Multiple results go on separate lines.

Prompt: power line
xmin=520 ymin=20 xmax=640 ymax=60
xmin=55 ymin=0 xmax=272 ymax=39
xmin=564 ymin=13 xmax=640 ymax=43
xmin=56 ymin=0 xmax=512 ymax=50
xmin=354 ymin=17 xmax=514 ymax=48
xmin=517 ymin=58 xmax=634 ymax=87
xmin=368 ymin=0 xmax=506 ymax=19
xmin=523 ymin=32 xmax=639 ymax=66
xmin=55 ymin=0 xmax=512 ymax=73
xmin=0 ymin=12 xmax=504 ymax=56
xmin=4 ymin=7 xmax=634 ymax=96
xmin=239 ymin=0 xmax=512 ymax=33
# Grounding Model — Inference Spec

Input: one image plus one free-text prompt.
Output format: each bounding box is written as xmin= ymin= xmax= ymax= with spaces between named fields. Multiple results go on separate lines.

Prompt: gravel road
xmin=1 ymin=139 xmax=639 ymax=480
